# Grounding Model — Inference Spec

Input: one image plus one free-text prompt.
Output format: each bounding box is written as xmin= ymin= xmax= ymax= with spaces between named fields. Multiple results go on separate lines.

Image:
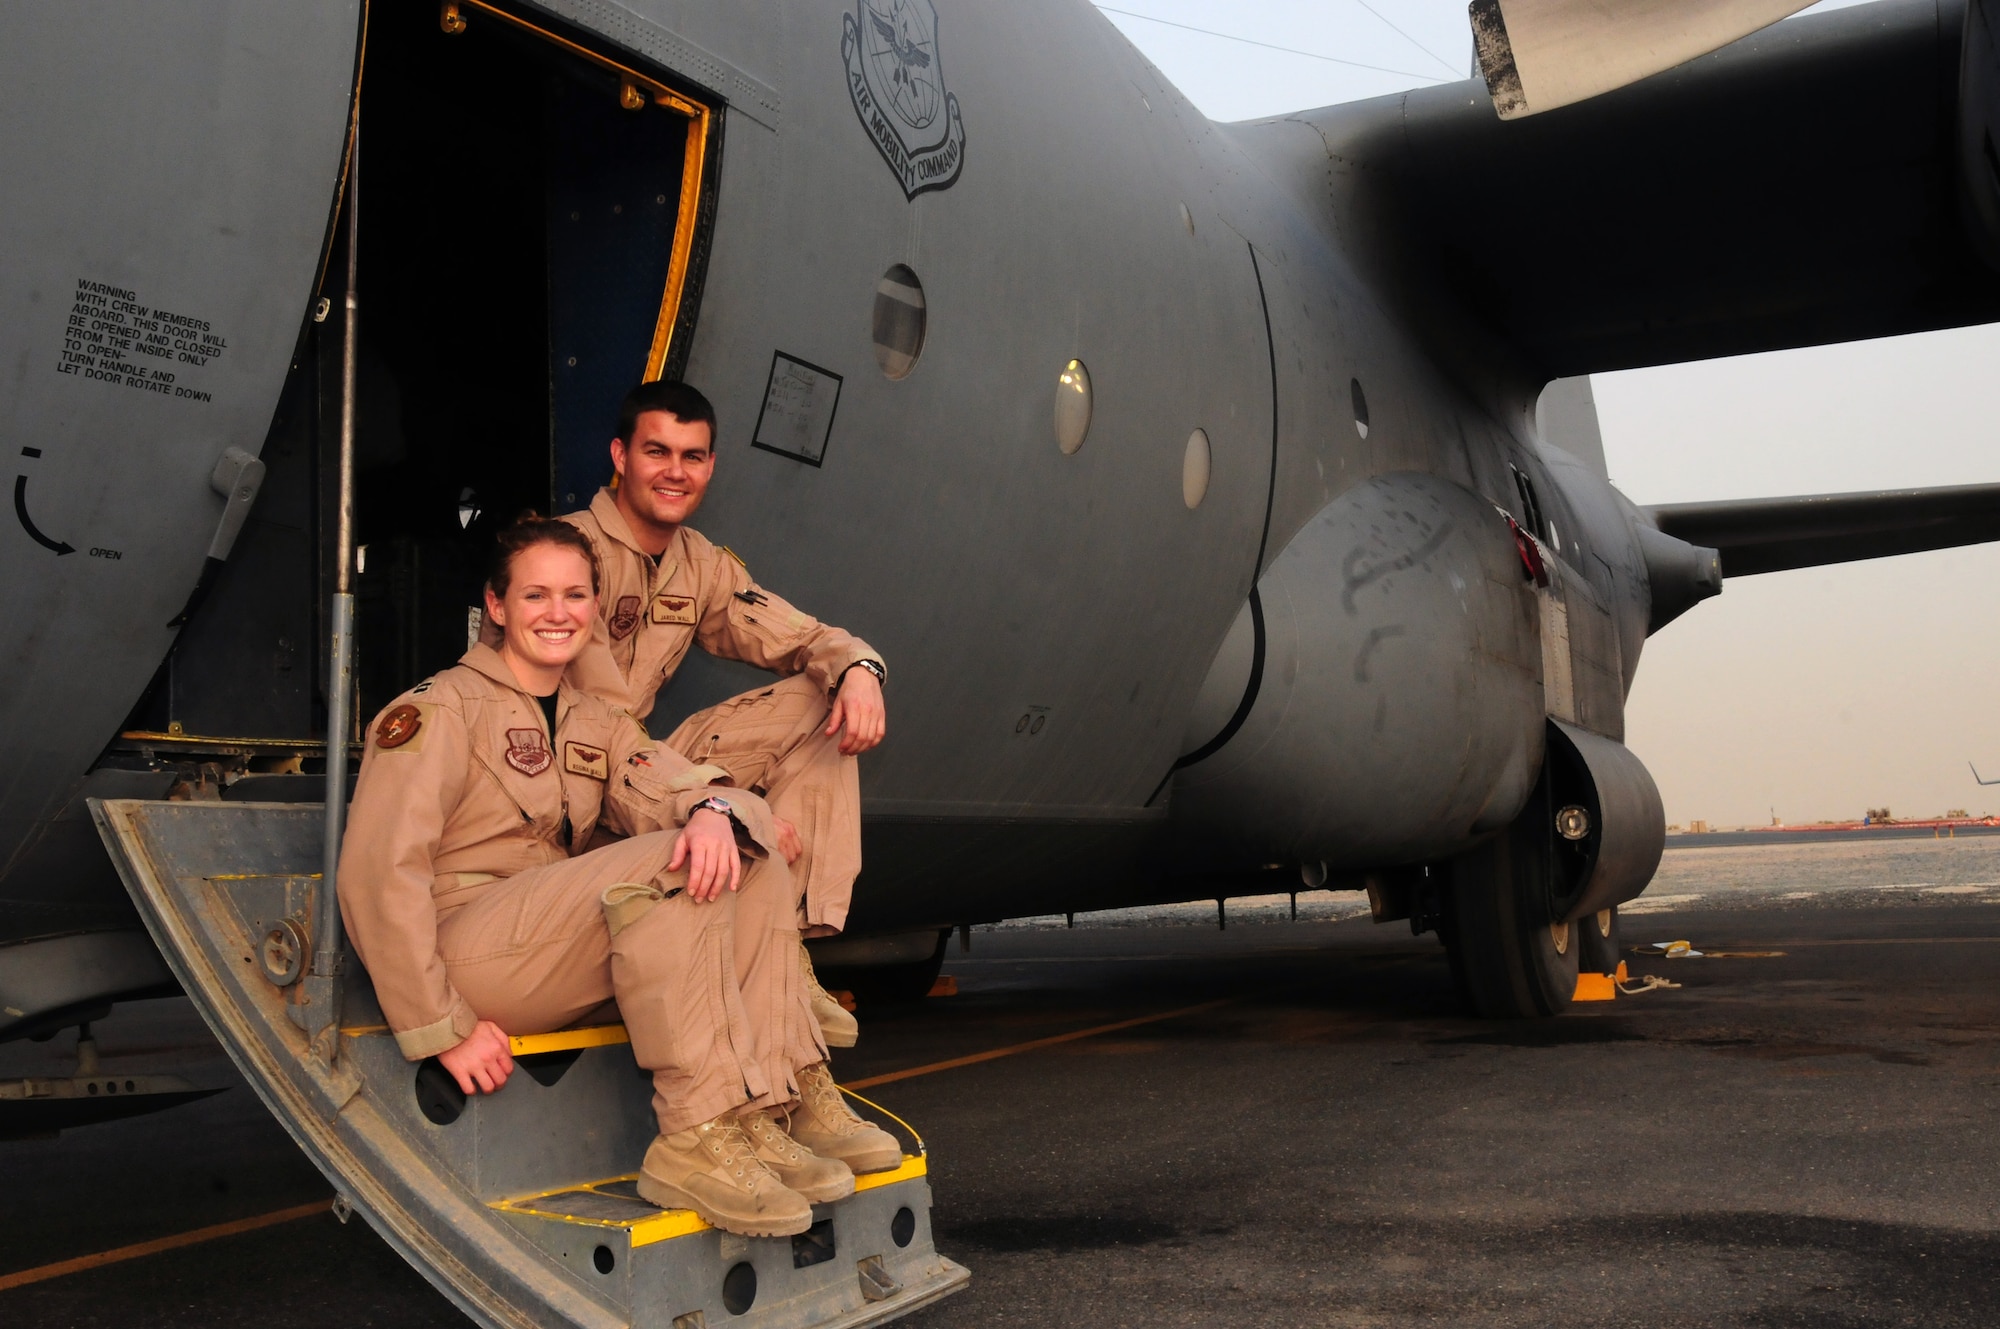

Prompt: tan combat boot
xmin=788 ymin=1061 xmax=903 ymax=1174
xmin=738 ymin=1107 xmax=856 ymax=1204
xmin=638 ymin=1112 xmax=814 ymax=1237
xmin=802 ymin=944 xmax=859 ymax=1048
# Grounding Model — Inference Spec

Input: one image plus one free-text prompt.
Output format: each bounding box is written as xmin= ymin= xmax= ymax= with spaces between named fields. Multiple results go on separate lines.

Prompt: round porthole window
xmin=1182 ymin=428 xmax=1211 ymax=509
xmin=1055 ymin=359 xmax=1092 ymax=455
xmin=872 ymin=264 xmax=927 ymax=380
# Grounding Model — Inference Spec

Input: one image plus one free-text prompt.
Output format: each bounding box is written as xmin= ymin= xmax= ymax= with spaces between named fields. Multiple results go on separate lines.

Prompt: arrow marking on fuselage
xmin=14 ymin=474 xmax=74 ymax=555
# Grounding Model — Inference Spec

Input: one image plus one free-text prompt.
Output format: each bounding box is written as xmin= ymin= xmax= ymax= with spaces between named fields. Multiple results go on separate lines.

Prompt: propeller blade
xmin=1470 ymin=0 xmax=1815 ymax=119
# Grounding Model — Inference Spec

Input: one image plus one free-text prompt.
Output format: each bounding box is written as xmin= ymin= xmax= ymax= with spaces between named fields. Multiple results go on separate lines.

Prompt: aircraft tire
xmin=819 ymin=928 xmax=951 ymax=1007
xmin=1576 ymin=906 xmax=1621 ymax=977
xmin=1441 ymin=787 xmax=1579 ymax=1019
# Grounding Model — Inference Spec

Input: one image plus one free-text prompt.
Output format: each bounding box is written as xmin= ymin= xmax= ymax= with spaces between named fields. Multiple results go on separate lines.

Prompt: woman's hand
xmin=438 ymin=1019 xmax=514 ymax=1095
xmin=671 ymin=806 xmax=743 ymax=901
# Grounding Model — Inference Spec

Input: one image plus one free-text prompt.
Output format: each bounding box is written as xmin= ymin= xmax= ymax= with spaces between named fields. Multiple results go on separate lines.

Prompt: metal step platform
xmin=91 ymin=798 xmax=968 ymax=1329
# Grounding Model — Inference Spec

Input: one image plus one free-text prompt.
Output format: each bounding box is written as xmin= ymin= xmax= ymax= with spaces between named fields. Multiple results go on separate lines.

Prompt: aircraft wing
xmin=1648 ymin=482 xmax=2000 ymax=575
xmin=1309 ymin=0 xmax=2000 ymax=377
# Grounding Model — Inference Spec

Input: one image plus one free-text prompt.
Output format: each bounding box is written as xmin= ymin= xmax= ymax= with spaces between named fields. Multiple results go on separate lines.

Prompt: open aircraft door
xmin=61 ymin=2 xmax=966 ymax=1324
xmin=90 ymin=796 xmax=966 ymax=1327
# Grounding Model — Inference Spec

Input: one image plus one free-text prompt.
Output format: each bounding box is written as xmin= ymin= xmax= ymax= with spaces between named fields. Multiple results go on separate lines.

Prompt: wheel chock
xmin=1573 ymin=971 xmax=1618 ymax=1001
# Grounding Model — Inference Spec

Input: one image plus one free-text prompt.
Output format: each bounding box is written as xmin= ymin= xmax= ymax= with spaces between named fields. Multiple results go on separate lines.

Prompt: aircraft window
xmin=1351 ymin=377 xmax=1369 ymax=438
xmin=872 ymin=264 xmax=926 ymax=379
xmin=1055 ymin=359 xmax=1092 ymax=454
xmin=1182 ymin=428 xmax=1211 ymax=508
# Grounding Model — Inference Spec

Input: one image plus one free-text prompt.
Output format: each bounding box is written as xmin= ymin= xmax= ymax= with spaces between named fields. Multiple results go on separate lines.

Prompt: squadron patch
xmin=376 ymin=704 xmax=425 ymax=750
xmin=609 ymin=595 xmax=642 ymax=640
xmin=505 ymin=728 xmax=554 ymax=776
xmin=652 ymin=593 xmax=698 ymax=626
xmin=564 ymin=741 xmax=609 ymax=780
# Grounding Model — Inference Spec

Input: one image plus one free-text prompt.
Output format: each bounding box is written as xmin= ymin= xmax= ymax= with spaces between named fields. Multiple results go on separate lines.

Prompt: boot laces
xmin=799 ymin=1063 xmax=865 ymax=1134
xmin=801 ymin=946 xmax=834 ymax=1003
xmin=741 ymin=1108 xmax=805 ymax=1164
xmin=700 ymin=1118 xmax=778 ymax=1189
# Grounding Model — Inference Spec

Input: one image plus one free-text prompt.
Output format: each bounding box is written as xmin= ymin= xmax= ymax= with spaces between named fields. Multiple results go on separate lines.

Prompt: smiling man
xmin=563 ymin=379 xmax=887 ymax=1049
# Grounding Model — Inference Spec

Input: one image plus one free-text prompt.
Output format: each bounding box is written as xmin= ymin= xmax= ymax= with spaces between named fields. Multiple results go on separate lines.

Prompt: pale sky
xmin=1098 ymin=0 xmax=2000 ymax=827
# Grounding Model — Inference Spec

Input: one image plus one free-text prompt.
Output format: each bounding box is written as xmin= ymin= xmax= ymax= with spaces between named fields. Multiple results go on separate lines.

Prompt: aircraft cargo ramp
xmin=89 ymin=799 xmax=967 ymax=1329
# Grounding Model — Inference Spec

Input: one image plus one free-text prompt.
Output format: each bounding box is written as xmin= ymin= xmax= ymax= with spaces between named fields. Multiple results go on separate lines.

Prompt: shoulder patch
xmin=652 ymin=592 xmax=698 ymax=626
xmin=375 ymin=703 xmax=429 ymax=752
xmin=564 ymin=740 xmax=609 ymax=780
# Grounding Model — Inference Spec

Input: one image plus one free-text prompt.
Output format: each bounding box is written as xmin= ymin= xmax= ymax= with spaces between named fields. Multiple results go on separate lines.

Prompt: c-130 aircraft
xmin=6 ymin=0 xmax=2000 ymax=1323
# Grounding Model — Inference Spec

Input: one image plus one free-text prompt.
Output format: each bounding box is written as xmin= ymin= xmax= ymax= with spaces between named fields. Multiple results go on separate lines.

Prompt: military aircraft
xmin=8 ymin=0 xmax=2000 ymax=1323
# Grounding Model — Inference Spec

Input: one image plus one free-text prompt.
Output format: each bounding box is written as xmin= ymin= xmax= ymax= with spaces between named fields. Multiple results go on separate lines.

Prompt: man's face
xmin=610 ymin=410 xmax=713 ymax=537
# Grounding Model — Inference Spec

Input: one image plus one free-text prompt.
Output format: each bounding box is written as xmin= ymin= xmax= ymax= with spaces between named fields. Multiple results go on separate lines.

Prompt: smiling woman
xmin=483 ymin=519 xmax=601 ymax=697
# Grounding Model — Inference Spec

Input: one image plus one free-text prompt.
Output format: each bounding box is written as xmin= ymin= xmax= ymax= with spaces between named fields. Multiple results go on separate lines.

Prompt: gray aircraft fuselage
xmin=4 ymin=0 xmax=1995 ymax=1036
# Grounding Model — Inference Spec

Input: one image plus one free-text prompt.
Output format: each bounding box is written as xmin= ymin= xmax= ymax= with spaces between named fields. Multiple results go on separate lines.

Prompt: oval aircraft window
xmin=872 ymin=264 xmax=927 ymax=379
xmin=1351 ymin=377 xmax=1370 ymax=439
xmin=1055 ymin=359 xmax=1092 ymax=455
xmin=1182 ymin=428 xmax=1211 ymax=508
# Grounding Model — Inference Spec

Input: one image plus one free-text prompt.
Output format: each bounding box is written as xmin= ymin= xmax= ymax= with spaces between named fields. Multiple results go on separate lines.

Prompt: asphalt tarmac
xmin=5 ymin=844 xmax=1999 ymax=1327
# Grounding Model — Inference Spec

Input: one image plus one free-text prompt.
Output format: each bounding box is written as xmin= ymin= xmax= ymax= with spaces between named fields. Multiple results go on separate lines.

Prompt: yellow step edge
xmin=508 ymin=1025 xmax=631 ymax=1055
xmin=853 ymin=1153 xmax=927 ymax=1191
xmin=491 ymin=1155 xmax=927 ymax=1248
xmin=336 ymin=1023 xmax=633 ymax=1052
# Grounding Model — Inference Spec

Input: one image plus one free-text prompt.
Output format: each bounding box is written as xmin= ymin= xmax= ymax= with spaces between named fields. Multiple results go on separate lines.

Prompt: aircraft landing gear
xmin=1440 ymin=768 xmax=1586 ymax=1018
xmin=1577 ymin=906 xmax=1622 ymax=978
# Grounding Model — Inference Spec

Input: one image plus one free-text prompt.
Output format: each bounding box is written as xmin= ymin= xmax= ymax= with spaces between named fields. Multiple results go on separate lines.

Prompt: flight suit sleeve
xmin=599 ymin=712 xmax=781 ymax=858
xmin=336 ymin=696 xmax=478 ymax=1061
xmin=694 ymin=549 xmax=886 ymax=697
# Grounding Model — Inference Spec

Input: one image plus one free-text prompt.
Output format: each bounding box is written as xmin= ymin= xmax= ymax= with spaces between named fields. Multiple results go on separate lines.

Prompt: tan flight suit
xmin=559 ymin=489 xmax=885 ymax=932
xmin=336 ymin=644 xmax=825 ymax=1136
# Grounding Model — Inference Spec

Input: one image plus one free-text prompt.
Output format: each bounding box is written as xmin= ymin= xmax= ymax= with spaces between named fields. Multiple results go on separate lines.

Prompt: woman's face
xmin=485 ymin=542 xmax=596 ymax=672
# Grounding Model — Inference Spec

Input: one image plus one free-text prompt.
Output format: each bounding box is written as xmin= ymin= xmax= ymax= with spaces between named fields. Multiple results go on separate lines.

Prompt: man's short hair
xmin=617 ymin=380 xmax=716 ymax=446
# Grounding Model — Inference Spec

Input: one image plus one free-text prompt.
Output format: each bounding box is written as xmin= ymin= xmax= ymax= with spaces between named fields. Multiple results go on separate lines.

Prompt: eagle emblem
xmin=842 ymin=0 xmax=965 ymax=198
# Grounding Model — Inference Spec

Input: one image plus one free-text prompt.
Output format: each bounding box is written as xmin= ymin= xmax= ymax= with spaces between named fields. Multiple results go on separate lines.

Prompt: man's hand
xmin=827 ymin=665 xmax=886 ymax=756
xmin=439 ymin=1019 xmax=514 ymax=1095
xmin=670 ymin=806 xmax=743 ymax=901
xmin=772 ymin=815 xmax=803 ymax=865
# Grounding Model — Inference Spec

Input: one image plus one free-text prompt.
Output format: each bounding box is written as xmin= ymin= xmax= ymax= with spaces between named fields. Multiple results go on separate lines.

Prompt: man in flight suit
xmin=562 ymin=380 xmax=887 ymax=1049
xmin=341 ymin=522 xmax=898 ymax=1236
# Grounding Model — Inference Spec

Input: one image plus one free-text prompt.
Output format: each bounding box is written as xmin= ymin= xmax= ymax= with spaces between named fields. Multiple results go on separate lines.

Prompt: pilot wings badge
xmin=842 ymin=0 xmax=965 ymax=198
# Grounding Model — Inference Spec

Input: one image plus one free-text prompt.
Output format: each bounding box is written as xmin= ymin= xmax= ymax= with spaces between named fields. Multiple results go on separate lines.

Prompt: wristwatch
xmin=689 ymin=796 xmax=734 ymax=820
xmin=845 ymin=659 xmax=886 ymax=687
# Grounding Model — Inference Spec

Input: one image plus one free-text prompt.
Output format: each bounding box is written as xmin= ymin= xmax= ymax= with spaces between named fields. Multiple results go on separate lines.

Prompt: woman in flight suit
xmin=336 ymin=518 xmax=899 ymax=1238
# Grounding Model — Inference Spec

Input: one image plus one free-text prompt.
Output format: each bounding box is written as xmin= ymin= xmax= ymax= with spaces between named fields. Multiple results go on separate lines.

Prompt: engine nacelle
xmin=1171 ymin=472 xmax=1544 ymax=867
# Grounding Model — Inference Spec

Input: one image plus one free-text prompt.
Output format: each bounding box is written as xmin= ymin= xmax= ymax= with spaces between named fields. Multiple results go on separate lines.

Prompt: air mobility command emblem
xmin=609 ymin=595 xmax=642 ymax=640
xmin=652 ymin=593 xmax=698 ymax=626
xmin=564 ymin=741 xmax=609 ymax=780
xmin=842 ymin=0 xmax=965 ymax=198
xmin=376 ymin=703 xmax=425 ymax=750
xmin=505 ymin=728 xmax=554 ymax=776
